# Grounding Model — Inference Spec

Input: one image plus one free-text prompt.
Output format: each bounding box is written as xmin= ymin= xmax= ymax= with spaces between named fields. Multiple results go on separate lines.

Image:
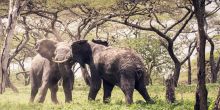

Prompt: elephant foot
xmin=65 ymin=99 xmax=72 ymax=103
xmin=36 ymin=97 xmax=45 ymax=103
xmin=88 ymin=97 xmax=95 ymax=101
xmin=103 ymin=98 xmax=111 ymax=103
xmin=146 ymin=98 xmax=155 ymax=104
xmin=52 ymin=101 xmax=59 ymax=104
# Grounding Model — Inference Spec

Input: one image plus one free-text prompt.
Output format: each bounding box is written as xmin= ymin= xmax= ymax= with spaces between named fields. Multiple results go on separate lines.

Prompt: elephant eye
xmin=54 ymin=50 xmax=57 ymax=54
xmin=35 ymin=43 xmax=39 ymax=50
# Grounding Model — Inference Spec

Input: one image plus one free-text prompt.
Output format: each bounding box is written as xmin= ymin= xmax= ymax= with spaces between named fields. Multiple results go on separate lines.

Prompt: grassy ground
xmin=0 ymin=79 xmax=219 ymax=110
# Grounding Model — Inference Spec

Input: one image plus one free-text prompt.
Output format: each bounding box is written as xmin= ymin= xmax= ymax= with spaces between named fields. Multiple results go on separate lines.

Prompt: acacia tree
xmin=214 ymin=87 xmax=220 ymax=110
xmin=0 ymin=0 xmax=30 ymax=93
xmin=192 ymin=0 xmax=208 ymax=109
xmin=105 ymin=0 xmax=196 ymax=87
xmin=207 ymin=37 xmax=220 ymax=83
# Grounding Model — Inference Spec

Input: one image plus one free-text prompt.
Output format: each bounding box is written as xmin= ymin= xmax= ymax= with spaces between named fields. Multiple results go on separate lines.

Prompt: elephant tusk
xmin=52 ymin=58 xmax=69 ymax=63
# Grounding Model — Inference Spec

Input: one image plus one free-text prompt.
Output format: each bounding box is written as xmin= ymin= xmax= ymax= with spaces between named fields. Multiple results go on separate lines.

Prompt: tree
xmin=207 ymin=37 xmax=220 ymax=83
xmin=192 ymin=0 xmax=208 ymax=109
xmin=214 ymin=87 xmax=220 ymax=110
xmin=105 ymin=0 xmax=196 ymax=87
xmin=0 ymin=0 xmax=30 ymax=93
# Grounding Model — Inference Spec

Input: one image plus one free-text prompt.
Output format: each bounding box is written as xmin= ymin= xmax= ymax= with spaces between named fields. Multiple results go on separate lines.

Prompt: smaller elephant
xmin=70 ymin=40 xmax=153 ymax=104
xmin=29 ymin=54 xmax=61 ymax=104
xmin=29 ymin=40 xmax=74 ymax=103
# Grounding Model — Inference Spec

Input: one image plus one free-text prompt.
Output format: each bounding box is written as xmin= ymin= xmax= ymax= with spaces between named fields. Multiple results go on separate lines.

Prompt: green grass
xmin=0 ymin=79 xmax=219 ymax=110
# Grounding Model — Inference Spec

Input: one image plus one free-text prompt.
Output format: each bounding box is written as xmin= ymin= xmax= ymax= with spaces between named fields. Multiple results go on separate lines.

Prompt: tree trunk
xmin=165 ymin=74 xmax=175 ymax=103
xmin=188 ymin=41 xmax=193 ymax=85
xmin=207 ymin=38 xmax=217 ymax=83
xmin=0 ymin=0 xmax=29 ymax=94
xmin=192 ymin=0 xmax=208 ymax=110
xmin=188 ymin=56 xmax=192 ymax=85
xmin=214 ymin=87 xmax=220 ymax=110
xmin=166 ymin=41 xmax=181 ymax=87
xmin=173 ymin=63 xmax=181 ymax=87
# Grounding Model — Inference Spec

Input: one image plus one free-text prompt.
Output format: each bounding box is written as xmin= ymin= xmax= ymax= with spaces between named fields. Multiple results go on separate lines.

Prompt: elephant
xmin=29 ymin=40 xmax=75 ymax=103
xmin=69 ymin=40 xmax=153 ymax=104
xmin=29 ymin=39 xmax=109 ymax=103
xmin=29 ymin=54 xmax=61 ymax=104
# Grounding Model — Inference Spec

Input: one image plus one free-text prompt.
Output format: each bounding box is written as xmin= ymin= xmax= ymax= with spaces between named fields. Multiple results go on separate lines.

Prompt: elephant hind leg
xmin=37 ymin=81 xmax=49 ymax=103
xmin=29 ymin=85 xmax=39 ymax=103
xmin=120 ymin=74 xmax=135 ymax=104
xmin=29 ymin=71 xmax=39 ymax=103
xmin=135 ymin=77 xmax=154 ymax=104
xmin=103 ymin=80 xmax=114 ymax=103
xmin=49 ymin=84 xmax=59 ymax=104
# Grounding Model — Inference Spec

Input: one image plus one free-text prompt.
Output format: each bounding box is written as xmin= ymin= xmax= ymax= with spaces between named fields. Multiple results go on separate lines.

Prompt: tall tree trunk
xmin=165 ymin=74 xmax=175 ymax=103
xmin=173 ymin=63 xmax=181 ymax=86
xmin=166 ymin=41 xmax=181 ymax=87
xmin=207 ymin=38 xmax=217 ymax=83
xmin=0 ymin=0 xmax=29 ymax=94
xmin=188 ymin=41 xmax=193 ymax=85
xmin=214 ymin=87 xmax=220 ymax=110
xmin=192 ymin=0 xmax=208 ymax=110
xmin=188 ymin=55 xmax=192 ymax=85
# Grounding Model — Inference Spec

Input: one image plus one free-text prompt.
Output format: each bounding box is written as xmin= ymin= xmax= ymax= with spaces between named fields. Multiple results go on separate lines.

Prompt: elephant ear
xmin=71 ymin=40 xmax=92 ymax=64
xmin=35 ymin=39 xmax=58 ymax=60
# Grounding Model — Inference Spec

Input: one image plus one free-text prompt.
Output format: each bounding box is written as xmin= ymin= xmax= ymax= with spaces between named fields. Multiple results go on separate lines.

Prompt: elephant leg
xmin=49 ymin=84 xmax=59 ymax=104
xmin=29 ymin=84 xmax=39 ymax=103
xmin=88 ymin=74 xmax=101 ymax=100
xmin=36 ymin=81 xmax=49 ymax=103
xmin=135 ymin=77 xmax=154 ymax=103
xmin=63 ymin=78 xmax=72 ymax=103
xmin=103 ymin=80 xmax=114 ymax=103
xmin=29 ymin=71 xmax=39 ymax=103
xmin=120 ymin=74 xmax=135 ymax=104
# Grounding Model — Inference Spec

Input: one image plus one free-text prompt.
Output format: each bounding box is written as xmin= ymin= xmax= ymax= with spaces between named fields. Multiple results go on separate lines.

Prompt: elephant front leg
xmin=50 ymin=84 xmax=59 ymax=104
xmin=88 ymin=74 xmax=101 ymax=101
xmin=36 ymin=81 xmax=49 ymax=103
xmin=103 ymin=80 xmax=114 ymax=103
xmin=63 ymin=78 xmax=73 ymax=103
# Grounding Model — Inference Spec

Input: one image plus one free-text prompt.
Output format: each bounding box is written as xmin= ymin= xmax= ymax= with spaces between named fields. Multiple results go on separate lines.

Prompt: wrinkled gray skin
xmin=71 ymin=40 xmax=153 ymax=104
xmin=29 ymin=39 xmax=74 ymax=103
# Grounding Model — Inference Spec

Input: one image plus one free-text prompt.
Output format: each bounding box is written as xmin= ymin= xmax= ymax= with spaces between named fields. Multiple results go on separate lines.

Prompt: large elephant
xmin=29 ymin=40 xmax=75 ymax=103
xmin=70 ymin=40 xmax=153 ymax=104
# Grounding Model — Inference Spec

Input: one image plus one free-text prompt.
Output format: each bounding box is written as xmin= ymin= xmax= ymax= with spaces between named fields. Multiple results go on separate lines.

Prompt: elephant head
xmin=70 ymin=39 xmax=108 ymax=65
xmin=71 ymin=40 xmax=92 ymax=65
xmin=35 ymin=39 xmax=72 ymax=63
